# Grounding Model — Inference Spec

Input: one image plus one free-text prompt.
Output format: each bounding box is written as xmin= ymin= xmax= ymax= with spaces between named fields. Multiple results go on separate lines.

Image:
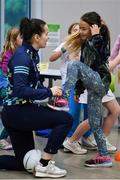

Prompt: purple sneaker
xmin=84 ymin=154 xmax=112 ymax=167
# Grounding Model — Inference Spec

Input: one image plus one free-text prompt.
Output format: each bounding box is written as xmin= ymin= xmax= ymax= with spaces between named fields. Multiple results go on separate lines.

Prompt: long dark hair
xmin=81 ymin=11 xmax=110 ymax=50
xmin=20 ymin=17 xmax=46 ymax=43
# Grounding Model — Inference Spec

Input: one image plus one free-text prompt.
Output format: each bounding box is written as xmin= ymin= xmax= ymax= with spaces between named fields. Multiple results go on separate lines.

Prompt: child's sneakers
xmin=84 ymin=154 xmax=112 ymax=167
xmin=82 ymin=135 xmax=97 ymax=150
xmin=47 ymin=97 xmax=69 ymax=111
xmin=0 ymin=139 xmax=12 ymax=150
xmin=63 ymin=138 xmax=87 ymax=155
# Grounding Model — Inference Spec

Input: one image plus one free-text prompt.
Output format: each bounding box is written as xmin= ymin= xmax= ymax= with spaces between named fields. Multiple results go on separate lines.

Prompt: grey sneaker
xmin=63 ymin=139 xmax=87 ymax=154
xmin=34 ymin=161 xmax=67 ymax=178
xmin=106 ymin=138 xmax=117 ymax=153
xmin=82 ymin=134 xmax=97 ymax=150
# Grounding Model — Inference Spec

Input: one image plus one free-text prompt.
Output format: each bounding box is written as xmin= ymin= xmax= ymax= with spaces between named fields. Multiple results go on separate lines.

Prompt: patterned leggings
xmin=64 ymin=60 xmax=108 ymax=156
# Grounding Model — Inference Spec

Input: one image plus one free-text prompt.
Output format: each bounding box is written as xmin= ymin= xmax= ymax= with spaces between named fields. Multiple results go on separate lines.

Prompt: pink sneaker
xmin=47 ymin=97 xmax=69 ymax=111
xmin=84 ymin=154 xmax=112 ymax=167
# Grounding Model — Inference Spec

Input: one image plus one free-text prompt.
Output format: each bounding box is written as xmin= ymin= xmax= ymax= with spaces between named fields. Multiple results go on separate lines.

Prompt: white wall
xmin=31 ymin=0 xmax=120 ymax=96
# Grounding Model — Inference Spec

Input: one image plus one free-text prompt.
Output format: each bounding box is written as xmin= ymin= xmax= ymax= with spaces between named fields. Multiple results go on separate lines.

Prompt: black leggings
xmin=0 ymin=104 xmax=73 ymax=170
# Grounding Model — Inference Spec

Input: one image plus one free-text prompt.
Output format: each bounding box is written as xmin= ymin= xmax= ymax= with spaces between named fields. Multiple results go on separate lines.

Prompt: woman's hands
xmin=50 ymin=86 xmax=62 ymax=97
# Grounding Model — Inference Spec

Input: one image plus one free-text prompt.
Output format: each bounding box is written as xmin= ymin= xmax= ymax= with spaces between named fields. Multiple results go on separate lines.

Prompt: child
xmin=49 ymin=22 xmax=80 ymax=89
xmin=63 ymin=11 xmax=112 ymax=167
xmin=0 ymin=27 xmax=22 ymax=150
xmin=49 ymin=23 xmax=88 ymax=154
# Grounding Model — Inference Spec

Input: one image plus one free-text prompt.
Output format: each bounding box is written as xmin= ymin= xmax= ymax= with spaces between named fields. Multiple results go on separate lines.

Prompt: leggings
xmin=64 ymin=60 xmax=108 ymax=156
xmin=0 ymin=103 xmax=73 ymax=170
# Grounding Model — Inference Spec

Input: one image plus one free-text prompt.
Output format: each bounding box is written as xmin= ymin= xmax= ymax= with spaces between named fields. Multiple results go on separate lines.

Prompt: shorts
xmin=79 ymin=89 xmax=115 ymax=104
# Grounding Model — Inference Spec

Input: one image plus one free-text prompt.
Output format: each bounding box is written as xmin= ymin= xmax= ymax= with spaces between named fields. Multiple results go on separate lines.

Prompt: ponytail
xmin=64 ymin=32 xmax=83 ymax=54
xmin=20 ymin=17 xmax=46 ymax=43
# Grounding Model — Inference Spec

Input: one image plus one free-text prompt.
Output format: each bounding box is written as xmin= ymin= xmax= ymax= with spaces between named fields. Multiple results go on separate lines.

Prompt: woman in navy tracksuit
xmin=0 ymin=18 xmax=73 ymax=178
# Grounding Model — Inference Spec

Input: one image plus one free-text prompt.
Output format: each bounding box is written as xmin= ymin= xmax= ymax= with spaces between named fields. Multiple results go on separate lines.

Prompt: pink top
xmin=0 ymin=49 xmax=13 ymax=74
xmin=110 ymin=34 xmax=120 ymax=60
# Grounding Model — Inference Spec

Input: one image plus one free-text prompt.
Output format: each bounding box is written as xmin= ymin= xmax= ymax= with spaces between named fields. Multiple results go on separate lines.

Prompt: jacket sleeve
xmin=11 ymin=53 xmax=52 ymax=100
xmin=87 ymin=34 xmax=110 ymax=64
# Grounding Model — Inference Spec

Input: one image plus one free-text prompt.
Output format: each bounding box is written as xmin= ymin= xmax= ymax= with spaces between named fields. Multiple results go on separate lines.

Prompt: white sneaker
xmin=106 ymin=138 xmax=117 ymax=153
xmin=63 ymin=139 xmax=87 ymax=154
xmin=82 ymin=134 xmax=97 ymax=150
xmin=34 ymin=161 xmax=67 ymax=178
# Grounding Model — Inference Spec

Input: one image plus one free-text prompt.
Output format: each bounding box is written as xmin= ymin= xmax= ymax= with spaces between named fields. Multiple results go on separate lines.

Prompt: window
xmin=0 ymin=3 xmax=1 ymax=49
xmin=0 ymin=0 xmax=31 ymax=51
xmin=5 ymin=0 xmax=31 ymax=34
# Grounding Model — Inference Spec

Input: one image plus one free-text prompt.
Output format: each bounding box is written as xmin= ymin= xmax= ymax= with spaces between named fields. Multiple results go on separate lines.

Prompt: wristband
xmin=61 ymin=47 xmax=66 ymax=53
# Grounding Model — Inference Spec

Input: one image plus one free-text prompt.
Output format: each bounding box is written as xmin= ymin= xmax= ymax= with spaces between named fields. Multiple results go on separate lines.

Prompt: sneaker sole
xmin=85 ymin=162 xmax=113 ymax=168
xmin=34 ymin=171 xmax=67 ymax=178
xmin=63 ymin=148 xmax=71 ymax=153
xmin=47 ymin=103 xmax=69 ymax=111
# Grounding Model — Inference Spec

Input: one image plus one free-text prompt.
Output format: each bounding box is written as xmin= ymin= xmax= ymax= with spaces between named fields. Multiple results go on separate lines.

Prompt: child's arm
xmin=1 ymin=52 xmax=12 ymax=75
xmin=110 ymin=35 xmax=120 ymax=60
xmin=88 ymin=26 xmax=110 ymax=65
xmin=109 ymin=50 xmax=120 ymax=71
xmin=49 ymin=42 xmax=66 ymax=62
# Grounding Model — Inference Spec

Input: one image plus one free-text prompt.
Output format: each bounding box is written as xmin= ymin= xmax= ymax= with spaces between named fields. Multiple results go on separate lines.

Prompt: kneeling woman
xmin=0 ymin=17 xmax=73 ymax=178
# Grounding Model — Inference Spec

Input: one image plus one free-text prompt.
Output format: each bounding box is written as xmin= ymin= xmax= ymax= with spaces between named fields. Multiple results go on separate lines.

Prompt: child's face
xmin=71 ymin=24 xmax=80 ymax=35
xmin=79 ymin=20 xmax=91 ymax=41
xmin=16 ymin=34 xmax=23 ymax=46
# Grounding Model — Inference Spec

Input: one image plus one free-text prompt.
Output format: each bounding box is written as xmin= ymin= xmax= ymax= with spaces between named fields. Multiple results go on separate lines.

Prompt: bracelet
xmin=61 ymin=47 xmax=66 ymax=53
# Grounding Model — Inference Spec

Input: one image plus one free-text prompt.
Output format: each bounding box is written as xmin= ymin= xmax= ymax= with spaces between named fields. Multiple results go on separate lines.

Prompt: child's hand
xmin=90 ymin=24 xmax=100 ymax=36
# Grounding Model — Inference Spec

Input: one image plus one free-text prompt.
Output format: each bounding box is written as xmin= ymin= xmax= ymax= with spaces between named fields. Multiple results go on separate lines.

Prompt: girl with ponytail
xmin=63 ymin=11 xmax=112 ymax=167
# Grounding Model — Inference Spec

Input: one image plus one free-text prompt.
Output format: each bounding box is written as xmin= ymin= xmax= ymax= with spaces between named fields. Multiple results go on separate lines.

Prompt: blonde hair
xmin=64 ymin=32 xmax=83 ymax=54
xmin=0 ymin=27 xmax=20 ymax=62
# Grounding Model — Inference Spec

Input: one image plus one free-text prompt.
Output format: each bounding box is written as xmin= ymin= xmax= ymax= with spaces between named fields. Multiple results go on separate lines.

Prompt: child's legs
xmin=0 ymin=127 xmax=9 ymax=139
xmin=67 ymin=87 xmax=81 ymax=137
xmin=0 ymin=99 xmax=9 ymax=140
xmin=88 ymin=90 xmax=108 ymax=156
xmin=102 ymin=98 xmax=119 ymax=136
xmin=72 ymin=61 xmax=106 ymax=95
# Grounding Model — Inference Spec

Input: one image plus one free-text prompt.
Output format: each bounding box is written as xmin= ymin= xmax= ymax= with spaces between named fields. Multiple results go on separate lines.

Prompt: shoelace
xmin=47 ymin=161 xmax=59 ymax=172
xmin=68 ymin=140 xmax=81 ymax=150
